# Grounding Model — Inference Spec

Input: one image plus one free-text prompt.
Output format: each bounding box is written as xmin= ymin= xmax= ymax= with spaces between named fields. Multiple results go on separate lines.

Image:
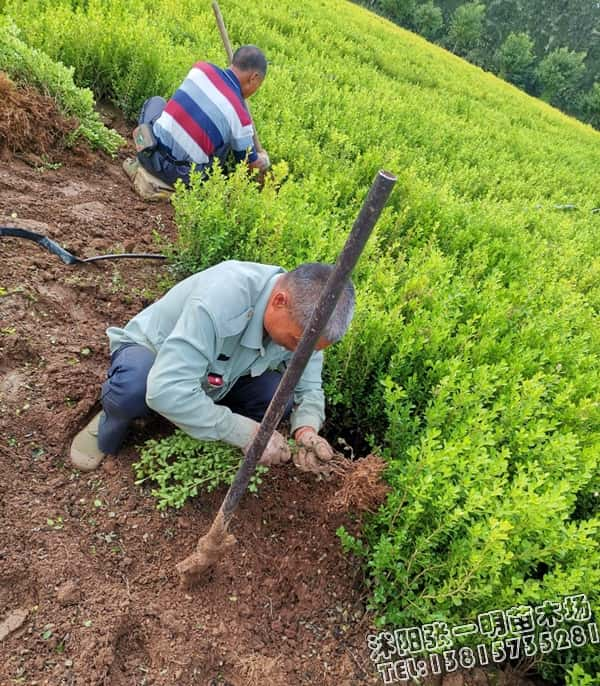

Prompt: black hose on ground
xmin=0 ymin=226 xmax=166 ymax=265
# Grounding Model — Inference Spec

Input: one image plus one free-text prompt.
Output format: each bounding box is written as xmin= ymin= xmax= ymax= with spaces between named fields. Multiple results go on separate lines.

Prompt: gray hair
xmin=282 ymin=263 xmax=355 ymax=344
xmin=232 ymin=45 xmax=267 ymax=77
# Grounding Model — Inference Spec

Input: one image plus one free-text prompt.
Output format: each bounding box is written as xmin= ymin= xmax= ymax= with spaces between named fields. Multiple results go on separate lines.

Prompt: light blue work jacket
xmin=106 ymin=260 xmax=325 ymax=448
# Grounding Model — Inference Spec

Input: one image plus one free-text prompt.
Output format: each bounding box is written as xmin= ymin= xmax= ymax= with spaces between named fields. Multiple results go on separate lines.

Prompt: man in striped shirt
xmin=135 ymin=45 xmax=270 ymax=188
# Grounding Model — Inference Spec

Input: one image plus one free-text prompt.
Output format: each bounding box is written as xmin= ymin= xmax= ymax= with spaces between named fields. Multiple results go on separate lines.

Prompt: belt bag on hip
xmin=133 ymin=123 xmax=158 ymax=153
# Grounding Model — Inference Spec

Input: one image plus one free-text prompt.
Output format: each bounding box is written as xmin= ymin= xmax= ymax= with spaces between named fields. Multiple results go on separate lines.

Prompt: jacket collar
xmin=224 ymin=68 xmax=243 ymax=97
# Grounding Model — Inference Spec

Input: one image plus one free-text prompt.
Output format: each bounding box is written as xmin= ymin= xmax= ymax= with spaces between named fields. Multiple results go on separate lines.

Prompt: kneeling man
xmin=70 ymin=260 xmax=355 ymax=472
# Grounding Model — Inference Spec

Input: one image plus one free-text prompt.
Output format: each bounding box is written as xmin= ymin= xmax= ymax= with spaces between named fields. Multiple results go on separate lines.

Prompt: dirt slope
xmin=0 ymin=93 xmax=384 ymax=686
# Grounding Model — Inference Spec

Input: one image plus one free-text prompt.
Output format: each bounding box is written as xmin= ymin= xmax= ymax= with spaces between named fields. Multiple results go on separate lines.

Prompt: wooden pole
xmin=176 ymin=169 xmax=398 ymax=588
xmin=212 ymin=1 xmax=263 ymax=152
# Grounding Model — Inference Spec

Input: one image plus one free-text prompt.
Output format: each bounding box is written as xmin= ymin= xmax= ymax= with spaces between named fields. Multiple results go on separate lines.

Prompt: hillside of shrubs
xmin=2 ymin=0 xmax=599 ymax=681
xmin=354 ymin=0 xmax=600 ymax=130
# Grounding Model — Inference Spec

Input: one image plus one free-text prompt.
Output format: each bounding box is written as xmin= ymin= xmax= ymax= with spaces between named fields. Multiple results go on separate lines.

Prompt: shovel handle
xmin=217 ymin=169 xmax=397 ymax=527
xmin=211 ymin=1 xmax=263 ymax=153
xmin=212 ymin=0 xmax=233 ymax=63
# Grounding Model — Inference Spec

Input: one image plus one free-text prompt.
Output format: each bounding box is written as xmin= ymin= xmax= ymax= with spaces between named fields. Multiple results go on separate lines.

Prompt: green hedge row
xmin=0 ymin=17 xmax=122 ymax=154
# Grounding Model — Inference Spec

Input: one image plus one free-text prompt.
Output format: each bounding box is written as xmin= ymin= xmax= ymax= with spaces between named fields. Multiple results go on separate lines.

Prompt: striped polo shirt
xmin=153 ymin=62 xmax=258 ymax=167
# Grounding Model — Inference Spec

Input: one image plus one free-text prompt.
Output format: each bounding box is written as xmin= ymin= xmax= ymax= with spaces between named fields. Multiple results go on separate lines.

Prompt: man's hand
xmin=292 ymin=426 xmax=334 ymax=473
xmin=252 ymin=149 xmax=270 ymax=171
xmin=244 ymin=424 xmax=291 ymax=466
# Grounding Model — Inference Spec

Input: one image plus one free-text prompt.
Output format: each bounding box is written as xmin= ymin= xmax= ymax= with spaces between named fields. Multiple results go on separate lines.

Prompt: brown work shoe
xmin=122 ymin=157 xmax=174 ymax=202
xmin=134 ymin=165 xmax=174 ymax=201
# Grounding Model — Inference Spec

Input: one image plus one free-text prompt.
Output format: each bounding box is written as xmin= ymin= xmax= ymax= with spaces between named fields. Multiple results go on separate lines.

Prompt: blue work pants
xmin=98 ymin=343 xmax=292 ymax=454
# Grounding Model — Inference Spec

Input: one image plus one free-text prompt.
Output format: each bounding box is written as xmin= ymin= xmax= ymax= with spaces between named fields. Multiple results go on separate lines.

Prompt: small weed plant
xmin=133 ymin=430 xmax=269 ymax=511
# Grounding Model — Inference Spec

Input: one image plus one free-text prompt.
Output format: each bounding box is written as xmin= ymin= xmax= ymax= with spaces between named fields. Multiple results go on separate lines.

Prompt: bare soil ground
xmin=0 ymin=87 xmax=542 ymax=686
xmin=0 ymin=86 xmax=388 ymax=686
